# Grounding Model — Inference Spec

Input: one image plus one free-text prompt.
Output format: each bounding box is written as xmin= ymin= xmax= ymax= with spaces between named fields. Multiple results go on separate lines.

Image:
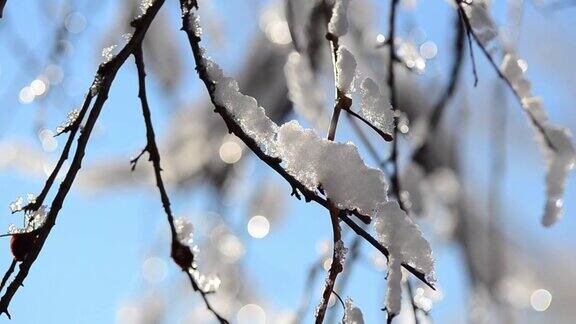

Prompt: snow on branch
xmin=328 ymin=0 xmax=351 ymax=37
xmin=359 ymin=78 xmax=395 ymax=139
xmin=276 ymin=121 xmax=389 ymax=216
xmin=343 ymin=297 xmax=365 ymax=324
xmin=178 ymin=0 xmax=435 ymax=291
xmin=457 ymin=0 xmax=576 ymax=226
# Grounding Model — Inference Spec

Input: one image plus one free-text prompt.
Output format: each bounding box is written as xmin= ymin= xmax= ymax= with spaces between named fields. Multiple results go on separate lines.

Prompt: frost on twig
xmin=459 ymin=0 xmax=576 ymax=226
xmin=55 ymin=108 xmax=80 ymax=135
xmin=174 ymin=217 xmax=222 ymax=293
xmin=8 ymin=206 xmax=47 ymax=235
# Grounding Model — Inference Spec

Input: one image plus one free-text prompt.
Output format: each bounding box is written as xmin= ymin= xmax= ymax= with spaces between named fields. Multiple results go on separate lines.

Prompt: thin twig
xmin=178 ymin=0 xmax=435 ymax=290
xmin=133 ymin=46 xmax=228 ymax=324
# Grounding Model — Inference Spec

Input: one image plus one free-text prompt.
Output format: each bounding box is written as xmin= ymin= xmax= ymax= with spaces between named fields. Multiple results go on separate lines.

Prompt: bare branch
xmin=133 ymin=45 xmax=228 ymax=324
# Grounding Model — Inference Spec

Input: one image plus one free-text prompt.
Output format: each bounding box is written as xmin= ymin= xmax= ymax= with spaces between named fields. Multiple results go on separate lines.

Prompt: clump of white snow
xmin=328 ymin=0 xmax=351 ymax=37
xmin=374 ymin=201 xmax=435 ymax=277
xmin=374 ymin=201 xmax=436 ymax=316
xmin=335 ymin=47 xmax=357 ymax=94
xmin=359 ymin=78 xmax=394 ymax=137
xmin=8 ymin=205 xmax=48 ymax=234
xmin=204 ymin=57 xmax=279 ymax=156
xmin=276 ymin=121 xmax=389 ymax=216
xmin=541 ymin=126 xmax=576 ymax=226
xmin=463 ymin=1 xmax=497 ymax=45
xmin=343 ymin=297 xmax=365 ymax=324
xmin=385 ymin=255 xmax=403 ymax=316
xmin=174 ymin=216 xmax=194 ymax=244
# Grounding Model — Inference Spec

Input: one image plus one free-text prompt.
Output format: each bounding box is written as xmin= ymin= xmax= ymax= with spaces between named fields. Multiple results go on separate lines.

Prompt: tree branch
xmin=178 ymin=0 xmax=435 ymax=291
xmin=133 ymin=45 xmax=228 ymax=324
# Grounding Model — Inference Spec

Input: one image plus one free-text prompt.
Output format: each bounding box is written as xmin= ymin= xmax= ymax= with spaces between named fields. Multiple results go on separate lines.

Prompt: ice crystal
xmin=9 ymin=197 xmax=24 ymax=213
xmin=189 ymin=268 xmax=221 ymax=293
xmin=56 ymin=108 xmax=81 ymax=134
xmin=139 ymin=0 xmax=154 ymax=14
xmin=8 ymin=205 xmax=48 ymax=234
xmin=101 ymin=45 xmax=118 ymax=63
xmin=174 ymin=217 xmax=194 ymax=244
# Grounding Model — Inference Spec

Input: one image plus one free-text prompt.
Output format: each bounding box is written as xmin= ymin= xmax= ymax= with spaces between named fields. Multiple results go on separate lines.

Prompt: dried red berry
xmin=10 ymin=233 xmax=36 ymax=262
xmin=171 ymin=241 xmax=193 ymax=270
